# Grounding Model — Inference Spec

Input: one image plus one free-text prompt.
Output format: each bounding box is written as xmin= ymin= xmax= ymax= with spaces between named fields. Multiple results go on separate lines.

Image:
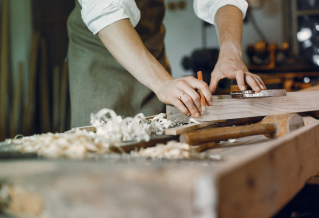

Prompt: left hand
xmin=209 ymin=44 xmax=266 ymax=93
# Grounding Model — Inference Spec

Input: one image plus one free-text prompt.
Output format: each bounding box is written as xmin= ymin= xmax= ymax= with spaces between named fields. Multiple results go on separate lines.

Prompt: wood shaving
xmin=132 ymin=141 xmax=191 ymax=159
xmin=12 ymin=131 xmax=111 ymax=159
xmin=11 ymin=109 xmax=184 ymax=159
xmin=90 ymin=109 xmax=176 ymax=142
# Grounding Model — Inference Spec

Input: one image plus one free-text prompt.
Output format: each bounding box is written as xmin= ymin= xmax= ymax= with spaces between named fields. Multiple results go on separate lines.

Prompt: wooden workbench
xmin=1 ymin=118 xmax=319 ymax=218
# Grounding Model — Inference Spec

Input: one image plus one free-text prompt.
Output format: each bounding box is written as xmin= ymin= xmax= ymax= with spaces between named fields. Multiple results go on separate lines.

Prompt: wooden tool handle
xmin=179 ymin=123 xmax=276 ymax=145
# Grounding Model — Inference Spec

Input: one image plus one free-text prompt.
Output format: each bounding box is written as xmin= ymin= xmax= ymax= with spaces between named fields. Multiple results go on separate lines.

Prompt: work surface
xmin=1 ymin=120 xmax=319 ymax=218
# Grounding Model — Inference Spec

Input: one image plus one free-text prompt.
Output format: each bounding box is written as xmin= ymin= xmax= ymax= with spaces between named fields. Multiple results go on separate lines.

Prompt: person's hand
xmin=155 ymin=76 xmax=212 ymax=118
xmin=209 ymin=44 xmax=266 ymax=93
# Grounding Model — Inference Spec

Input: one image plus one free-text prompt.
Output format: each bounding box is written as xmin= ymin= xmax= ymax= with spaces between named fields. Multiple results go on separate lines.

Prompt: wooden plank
xmin=302 ymin=115 xmax=317 ymax=126
xmin=59 ymin=62 xmax=68 ymax=132
xmin=300 ymin=84 xmax=319 ymax=92
xmin=10 ymin=62 xmax=23 ymax=138
xmin=167 ymin=91 xmax=319 ymax=122
xmin=40 ymin=39 xmax=51 ymax=133
xmin=53 ymin=65 xmax=60 ymax=132
xmin=216 ymin=120 xmax=319 ymax=217
xmin=22 ymin=32 xmax=40 ymax=135
xmin=0 ymin=0 xmax=9 ymax=140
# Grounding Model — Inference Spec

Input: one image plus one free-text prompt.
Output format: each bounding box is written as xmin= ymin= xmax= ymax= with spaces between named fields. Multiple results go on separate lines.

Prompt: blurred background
xmin=1 ymin=0 xmax=319 ymax=141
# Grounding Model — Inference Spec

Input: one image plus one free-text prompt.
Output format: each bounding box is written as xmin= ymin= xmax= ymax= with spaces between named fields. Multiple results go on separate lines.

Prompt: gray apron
xmin=67 ymin=0 xmax=171 ymax=128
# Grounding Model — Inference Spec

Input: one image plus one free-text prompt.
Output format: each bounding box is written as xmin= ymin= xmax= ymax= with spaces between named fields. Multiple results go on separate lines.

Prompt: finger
xmin=245 ymin=74 xmax=261 ymax=92
xmin=184 ymin=76 xmax=213 ymax=106
xmin=180 ymin=93 xmax=200 ymax=118
xmin=252 ymin=75 xmax=265 ymax=90
xmin=172 ymin=98 xmax=190 ymax=116
xmin=177 ymin=80 xmax=202 ymax=111
xmin=235 ymin=71 xmax=246 ymax=91
xmin=254 ymin=75 xmax=267 ymax=90
xmin=209 ymin=73 xmax=219 ymax=95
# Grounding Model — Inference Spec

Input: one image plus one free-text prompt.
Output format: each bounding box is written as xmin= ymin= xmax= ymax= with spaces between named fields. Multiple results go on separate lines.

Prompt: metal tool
xmin=231 ymin=89 xmax=287 ymax=98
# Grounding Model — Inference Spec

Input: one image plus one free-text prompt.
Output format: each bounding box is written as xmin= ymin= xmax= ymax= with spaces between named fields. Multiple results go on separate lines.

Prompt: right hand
xmin=155 ymin=76 xmax=212 ymax=118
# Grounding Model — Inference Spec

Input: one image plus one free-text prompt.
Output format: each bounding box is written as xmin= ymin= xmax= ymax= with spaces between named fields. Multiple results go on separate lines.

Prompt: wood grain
xmin=216 ymin=120 xmax=319 ymax=217
xmin=167 ymin=91 xmax=319 ymax=122
xmin=0 ymin=0 xmax=9 ymax=140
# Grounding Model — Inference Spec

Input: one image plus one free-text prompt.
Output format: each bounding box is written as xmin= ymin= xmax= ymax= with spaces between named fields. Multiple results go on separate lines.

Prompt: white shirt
xmin=79 ymin=0 xmax=248 ymax=35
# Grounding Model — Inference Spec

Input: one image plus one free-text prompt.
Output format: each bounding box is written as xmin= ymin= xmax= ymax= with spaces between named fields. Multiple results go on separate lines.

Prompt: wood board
xmin=0 ymin=0 xmax=9 ymax=140
xmin=22 ymin=32 xmax=40 ymax=135
xmin=0 ymin=120 xmax=318 ymax=217
xmin=167 ymin=91 xmax=319 ymax=123
xmin=10 ymin=63 xmax=23 ymax=138
xmin=53 ymin=65 xmax=60 ymax=132
xmin=59 ymin=62 xmax=68 ymax=132
xmin=40 ymin=39 xmax=50 ymax=133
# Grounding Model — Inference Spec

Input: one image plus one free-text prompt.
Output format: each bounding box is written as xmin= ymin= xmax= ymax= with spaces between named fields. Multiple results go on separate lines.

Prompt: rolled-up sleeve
xmin=78 ymin=0 xmax=141 ymax=35
xmin=193 ymin=0 xmax=248 ymax=25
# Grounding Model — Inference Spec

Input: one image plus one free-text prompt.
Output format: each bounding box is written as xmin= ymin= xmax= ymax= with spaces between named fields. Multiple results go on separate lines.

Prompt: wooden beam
xmin=59 ymin=62 xmax=68 ymax=132
xmin=10 ymin=62 xmax=23 ymax=138
xmin=53 ymin=65 xmax=60 ymax=132
xmin=40 ymin=39 xmax=51 ymax=133
xmin=299 ymin=84 xmax=319 ymax=92
xmin=22 ymin=32 xmax=40 ymax=136
xmin=216 ymin=120 xmax=319 ymax=217
xmin=0 ymin=0 xmax=9 ymax=140
xmin=167 ymin=91 xmax=319 ymax=122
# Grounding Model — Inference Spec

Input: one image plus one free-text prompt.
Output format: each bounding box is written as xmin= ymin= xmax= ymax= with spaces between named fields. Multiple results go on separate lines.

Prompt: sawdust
xmin=13 ymin=131 xmax=111 ymax=159
xmin=0 ymin=182 xmax=43 ymax=217
xmin=132 ymin=141 xmax=192 ymax=159
xmin=10 ymin=109 xmax=197 ymax=159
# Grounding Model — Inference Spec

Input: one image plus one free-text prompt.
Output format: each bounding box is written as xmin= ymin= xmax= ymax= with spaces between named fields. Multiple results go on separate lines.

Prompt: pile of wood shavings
xmin=131 ymin=141 xmax=191 ymax=159
xmin=91 ymin=108 xmax=176 ymax=142
xmin=13 ymin=131 xmax=111 ymax=159
xmin=12 ymin=109 xmax=182 ymax=159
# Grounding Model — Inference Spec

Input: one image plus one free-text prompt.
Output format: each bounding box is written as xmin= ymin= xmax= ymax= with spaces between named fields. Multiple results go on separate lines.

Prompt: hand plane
xmin=231 ymin=89 xmax=287 ymax=98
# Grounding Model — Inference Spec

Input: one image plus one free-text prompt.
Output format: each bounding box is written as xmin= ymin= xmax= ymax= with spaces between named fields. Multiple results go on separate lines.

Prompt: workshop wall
xmin=163 ymin=0 xmax=284 ymax=78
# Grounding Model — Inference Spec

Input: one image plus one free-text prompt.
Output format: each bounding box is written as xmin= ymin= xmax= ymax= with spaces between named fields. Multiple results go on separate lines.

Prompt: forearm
xmin=209 ymin=5 xmax=266 ymax=93
xmin=97 ymin=18 xmax=172 ymax=94
xmin=214 ymin=5 xmax=244 ymax=57
xmin=97 ymin=18 xmax=213 ymax=118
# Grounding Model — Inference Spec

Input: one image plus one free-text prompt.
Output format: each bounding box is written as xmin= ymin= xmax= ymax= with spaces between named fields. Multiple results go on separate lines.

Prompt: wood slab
xmin=167 ymin=91 xmax=319 ymax=123
xmin=59 ymin=62 xmax=68 ymax=132
xmin=53 ymin=65 xmax=60 ymax=132
xmin=10 ymin=63 xmax=23 ymax=138
xmin=1 ymin=120 xmax=319 ymax=217
xmin=40 ymin=39 xmax=51 ymax=133
xmin=22 ymin=32 xmax=40 ymax=135
xmin=0 ymin=0 xmax=9 ymax=140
